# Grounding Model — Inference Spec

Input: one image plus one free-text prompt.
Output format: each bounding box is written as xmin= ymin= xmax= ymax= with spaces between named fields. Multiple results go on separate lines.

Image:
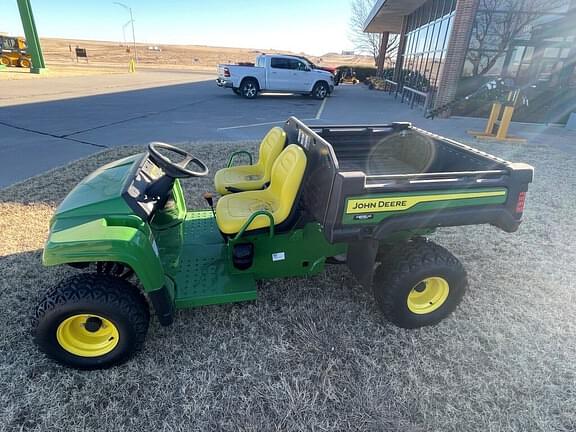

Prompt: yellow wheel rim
xmin=407 ymin=277 xmax=450 ymax=315
xmin=56 ymin=314 xmax=119 ymax=357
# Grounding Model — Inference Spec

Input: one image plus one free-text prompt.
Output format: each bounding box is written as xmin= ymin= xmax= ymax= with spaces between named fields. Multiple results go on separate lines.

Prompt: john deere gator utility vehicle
xmin=33 ymin=117 xmax=534 ymax=369
xmin=0 ymin=36 xmax=31 ymax=68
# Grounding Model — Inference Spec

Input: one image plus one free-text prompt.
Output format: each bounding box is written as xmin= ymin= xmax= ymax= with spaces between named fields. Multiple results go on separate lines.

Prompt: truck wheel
xmin=240 ymin=79 xmax=258 ymax=99
xmin=312 ymin=81 xmax=329 ymax=99
xmin=33 ymin=274 xmax=150 ymax=369
xmin=0 ymin=56 xmax=10 ymax=66
xmin=373 ymin=238 xmax=467 ymax=328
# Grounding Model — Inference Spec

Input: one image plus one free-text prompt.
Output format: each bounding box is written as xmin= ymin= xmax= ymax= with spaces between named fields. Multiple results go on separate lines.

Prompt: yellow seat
xmin=214 ymin=127 xmax=286 ymax=195
xmin=216 ymin=145 xmax=307 ymax=235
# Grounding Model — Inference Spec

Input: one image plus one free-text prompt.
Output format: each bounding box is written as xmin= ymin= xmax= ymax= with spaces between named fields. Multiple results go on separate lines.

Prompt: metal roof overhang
xmin=363 ymin=0 xmax=428 ymax=33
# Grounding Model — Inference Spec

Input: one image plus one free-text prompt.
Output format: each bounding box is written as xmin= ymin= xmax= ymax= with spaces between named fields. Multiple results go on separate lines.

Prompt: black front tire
xmin=312 ymin=81 xmax=330 ymax=99
xmin=240 ymin=78 xmax=259 ymax=99
xmin=373 ymin=238 xmax=467 ymax=328
xmin=33 ymin=274 xmax=150 ymax=369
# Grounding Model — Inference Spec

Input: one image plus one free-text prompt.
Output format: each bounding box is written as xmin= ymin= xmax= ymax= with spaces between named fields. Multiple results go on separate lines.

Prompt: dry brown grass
xmin=0 ymin=139 xmax=575 ymax=431
xmin=0 ymin=37 xmax=374 ymax=81
xmin=39 ymin=38 xmax=373 ymax=69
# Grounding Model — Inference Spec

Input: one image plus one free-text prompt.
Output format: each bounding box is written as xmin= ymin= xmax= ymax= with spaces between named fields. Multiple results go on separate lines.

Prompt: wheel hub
xmin=84 ymin=316 xmax=103 ymax=332
xmin=244 ymin=84 xmax=256 ymax=97
xmin=407 ymin=277 xmax=450 ymax=315
xmin=56 ymin=314 xmax=119 ymax=357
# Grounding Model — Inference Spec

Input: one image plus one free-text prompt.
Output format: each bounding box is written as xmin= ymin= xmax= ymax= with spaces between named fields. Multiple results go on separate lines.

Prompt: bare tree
xmin=349 ymin=0 xmax=401 ymax=67
xmin=466 ymin=0 xmax=568 ymax=76
xmin=349 ymin=0 xmax=383 ymax=64
xmin=383 ymin=34 xmax=400 ymax=66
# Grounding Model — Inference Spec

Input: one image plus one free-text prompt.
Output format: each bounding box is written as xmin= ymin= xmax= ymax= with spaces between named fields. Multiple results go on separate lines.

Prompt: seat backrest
xmin=268 ymin=145 xmax=307 ymax=220
xmin=256 ymin=127 xmax=286 ymax=180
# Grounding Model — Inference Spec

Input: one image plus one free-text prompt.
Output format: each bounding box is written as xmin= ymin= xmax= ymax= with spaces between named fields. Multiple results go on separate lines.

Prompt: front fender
xmin=43 ymin=218 xmax=165 ymax=292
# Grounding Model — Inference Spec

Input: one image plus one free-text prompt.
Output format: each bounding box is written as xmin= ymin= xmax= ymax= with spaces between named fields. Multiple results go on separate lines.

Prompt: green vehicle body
xmin=42 ymin=154 xmax=347 ymax=322
xmin=44 ymin=155 xmax=167 ymax=293
xmin=42 ymin=118 xmax=534 ymax=326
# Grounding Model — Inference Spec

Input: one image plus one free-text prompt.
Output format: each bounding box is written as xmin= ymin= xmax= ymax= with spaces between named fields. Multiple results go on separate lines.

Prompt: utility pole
xmin=114 ymin=2 xmax=137 ymax=63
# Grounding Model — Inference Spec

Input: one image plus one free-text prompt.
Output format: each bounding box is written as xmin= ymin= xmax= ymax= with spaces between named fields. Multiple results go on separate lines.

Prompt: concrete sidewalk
xmin=317 ymin=84 xmax=576 ymax=156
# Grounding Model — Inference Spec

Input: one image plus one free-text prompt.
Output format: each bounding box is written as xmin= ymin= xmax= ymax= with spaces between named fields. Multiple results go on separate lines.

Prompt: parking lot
xmin=0 ymin=70 xmax=323 ymax=186
xmin=2 ymin=70 xmax=574 ymax=187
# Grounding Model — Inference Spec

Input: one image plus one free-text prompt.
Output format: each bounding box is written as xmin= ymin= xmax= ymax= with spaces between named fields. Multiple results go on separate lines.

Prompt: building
xmin=364 ymin=0 xmax=576 ymax=123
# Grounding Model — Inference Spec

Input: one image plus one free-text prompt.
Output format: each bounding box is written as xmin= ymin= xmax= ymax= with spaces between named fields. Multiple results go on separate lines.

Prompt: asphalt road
xmin=0 ymin=70 xmax=324 ymax=186
xmin=1 ymin=69 xmax=574 ymax=187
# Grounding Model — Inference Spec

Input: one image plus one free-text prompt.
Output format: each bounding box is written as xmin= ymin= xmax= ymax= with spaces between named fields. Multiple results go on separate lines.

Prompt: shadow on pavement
xmin=0 ymin=79 xmax=321 ymax=186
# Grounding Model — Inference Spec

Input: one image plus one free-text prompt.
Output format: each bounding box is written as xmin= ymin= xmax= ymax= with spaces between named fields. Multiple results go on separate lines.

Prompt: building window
xmin=399 ymin=0 xmax=456 ymax=93
xmin=456 ymin=0 xmax=576 ymax=123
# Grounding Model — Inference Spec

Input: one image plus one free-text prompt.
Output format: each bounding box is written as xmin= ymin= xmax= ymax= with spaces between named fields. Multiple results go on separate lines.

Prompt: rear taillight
xmin=516 ymin=191 xmax=527 ymax=213
xmin=224 ymin=67 xmax=230 ymax=77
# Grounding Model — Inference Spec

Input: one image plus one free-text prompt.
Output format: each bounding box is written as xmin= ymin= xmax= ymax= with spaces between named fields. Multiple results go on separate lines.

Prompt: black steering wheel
xmin=148 ymin=142 xmax=209 ymax=178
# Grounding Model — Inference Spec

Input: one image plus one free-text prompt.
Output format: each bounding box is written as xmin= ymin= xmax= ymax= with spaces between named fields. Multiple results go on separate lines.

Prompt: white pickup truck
xmin=217 ymin=54 xmax=335 ymax=99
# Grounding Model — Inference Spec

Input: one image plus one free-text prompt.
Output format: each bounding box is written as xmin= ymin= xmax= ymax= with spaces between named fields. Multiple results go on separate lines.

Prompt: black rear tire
xmin=373 ymin=238 xmax=467 ymax=328
xmin=33 ymin=274 xmax=150 ymax=369
xmin=312 ymin=81 xmax=329 ymax=99
xmin=240 ymin=78 xmax=259 ymax=99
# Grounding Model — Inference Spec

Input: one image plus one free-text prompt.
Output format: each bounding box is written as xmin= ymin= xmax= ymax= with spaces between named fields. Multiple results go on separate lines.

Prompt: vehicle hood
xmin=52 ymin=154 xmax=144 ymax=227
xmin=316 ymin=69 xmax=334 ymax=79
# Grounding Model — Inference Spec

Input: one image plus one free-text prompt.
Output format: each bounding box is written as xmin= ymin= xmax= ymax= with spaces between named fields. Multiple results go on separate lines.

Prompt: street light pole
xmin=128 ymin=6 xmax=137 ymax=63
xmin=113 ymin=2 xmax=137 ymax=63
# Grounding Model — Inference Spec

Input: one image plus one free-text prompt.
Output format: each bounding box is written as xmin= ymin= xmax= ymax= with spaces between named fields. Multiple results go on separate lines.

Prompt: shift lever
xmin=203 ymin=192 xmax=216 ymax=218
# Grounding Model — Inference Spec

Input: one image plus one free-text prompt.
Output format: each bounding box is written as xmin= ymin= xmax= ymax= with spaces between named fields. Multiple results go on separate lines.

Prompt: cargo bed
xmin=283 ymin=118 xmax=534 ymax=243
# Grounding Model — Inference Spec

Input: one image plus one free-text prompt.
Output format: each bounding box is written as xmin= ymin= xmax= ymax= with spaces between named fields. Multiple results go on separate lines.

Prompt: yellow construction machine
xmin=0 ymin=36 xmax=32 ymax=68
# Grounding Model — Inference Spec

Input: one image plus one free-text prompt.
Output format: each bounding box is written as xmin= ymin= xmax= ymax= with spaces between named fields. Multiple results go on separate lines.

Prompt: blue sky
xmin=1 ymin=0 xmax=356 ymax=55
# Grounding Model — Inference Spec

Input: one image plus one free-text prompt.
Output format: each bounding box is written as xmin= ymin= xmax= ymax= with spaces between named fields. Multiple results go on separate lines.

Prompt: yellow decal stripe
xmin=346 ymin=191 xmax=506 ymax=214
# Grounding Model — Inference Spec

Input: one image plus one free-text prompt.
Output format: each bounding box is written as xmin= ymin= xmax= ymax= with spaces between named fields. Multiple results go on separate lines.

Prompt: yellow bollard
xmin=128 ymin=58 xmax=136 ymax=73
xmin=484 ymin=102 xmax=501 ymax=135
xmin=467 ymin=100 xmax=526 ymax=143
xmin=496 ymin=106 xmax=515 ymax=140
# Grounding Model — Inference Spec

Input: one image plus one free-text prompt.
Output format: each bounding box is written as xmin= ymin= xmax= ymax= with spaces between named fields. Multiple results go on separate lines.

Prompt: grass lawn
xmin=0 ymin=139 xmax=574 ymax=431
